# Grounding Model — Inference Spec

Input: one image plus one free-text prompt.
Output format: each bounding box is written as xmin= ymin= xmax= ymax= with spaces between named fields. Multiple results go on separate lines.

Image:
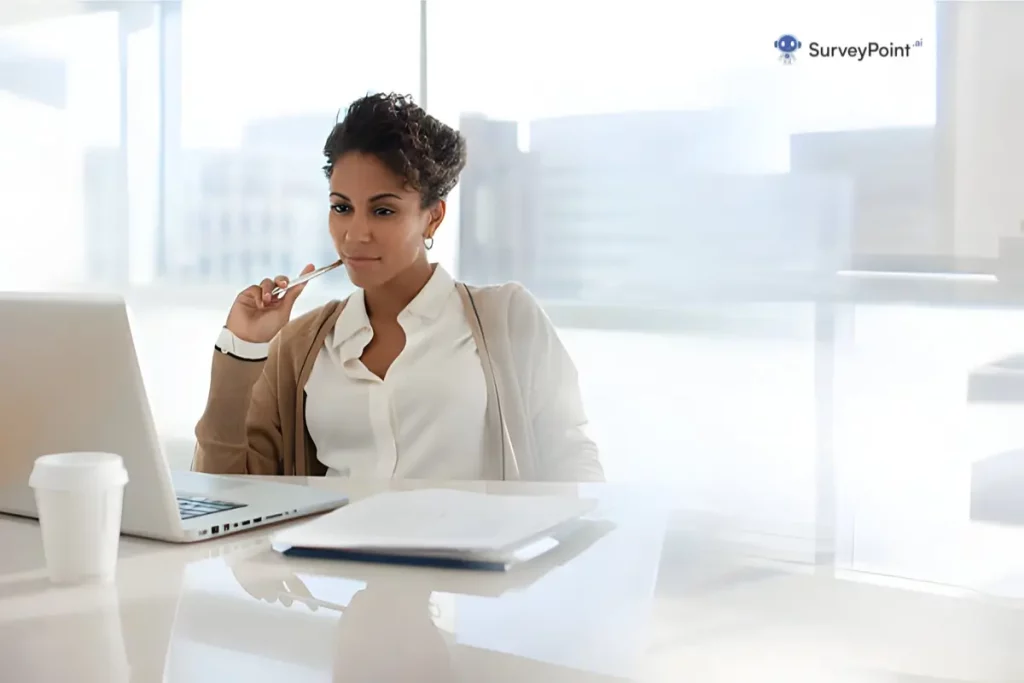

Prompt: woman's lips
xmin=343 ymin=256 xmax=382 ymax=268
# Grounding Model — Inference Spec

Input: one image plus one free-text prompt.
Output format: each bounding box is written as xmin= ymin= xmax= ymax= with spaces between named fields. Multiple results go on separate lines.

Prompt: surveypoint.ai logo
xmin=774 ymin=34 xmax=923 ymax=65
xmin=774 ymin=34 xmax=802 ymax=64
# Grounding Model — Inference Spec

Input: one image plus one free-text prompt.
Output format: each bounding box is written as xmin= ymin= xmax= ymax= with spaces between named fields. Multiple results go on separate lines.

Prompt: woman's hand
xmin=225 ymin=264 xmax=315 ymax=343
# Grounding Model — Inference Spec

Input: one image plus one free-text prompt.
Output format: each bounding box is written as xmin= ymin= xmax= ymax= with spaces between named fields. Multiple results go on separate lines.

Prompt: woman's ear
xmin=424 ymin=200 xmax=446 ymax=240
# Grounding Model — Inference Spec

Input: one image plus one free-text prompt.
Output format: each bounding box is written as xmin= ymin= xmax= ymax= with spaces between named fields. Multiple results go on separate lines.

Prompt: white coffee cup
xmin=28 ymin=452 xmax=129 ymax=584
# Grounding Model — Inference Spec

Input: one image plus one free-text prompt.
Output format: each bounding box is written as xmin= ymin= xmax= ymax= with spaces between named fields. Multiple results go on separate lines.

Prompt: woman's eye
xmin=330 ymin=204 xmax=349 ymax=214
xmin=374 ymin=207 xmax=395 ymax=217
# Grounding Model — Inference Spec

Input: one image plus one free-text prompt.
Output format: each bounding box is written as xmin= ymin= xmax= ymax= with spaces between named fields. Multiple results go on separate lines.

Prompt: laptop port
xmin=241 ymin=520 xmax=250 ymax=526
xmin=253 ymin=517 xmax=262 ymax=523
xmin=211 ymin=525 xmax=219 ymax=534
xmin=265 ymin=513 xmax=282 ymax=521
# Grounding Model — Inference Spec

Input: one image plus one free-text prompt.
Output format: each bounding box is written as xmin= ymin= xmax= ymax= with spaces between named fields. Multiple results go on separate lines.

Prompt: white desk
xmin=2 ymin=477 xmax=1024 ymax=682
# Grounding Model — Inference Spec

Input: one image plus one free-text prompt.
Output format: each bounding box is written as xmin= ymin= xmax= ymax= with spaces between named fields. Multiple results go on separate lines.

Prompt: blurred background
xmin=3 ymin=0 xmax=1024 ymax=582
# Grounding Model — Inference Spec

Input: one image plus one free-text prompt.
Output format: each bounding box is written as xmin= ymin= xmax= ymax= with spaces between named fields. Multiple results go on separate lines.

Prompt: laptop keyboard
xmin=177 ymin=495 xmax=246 ymax=520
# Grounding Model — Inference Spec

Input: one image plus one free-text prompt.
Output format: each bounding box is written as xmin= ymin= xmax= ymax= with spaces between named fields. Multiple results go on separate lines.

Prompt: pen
xmin=271 ymin=259 xmax=344 ymax=298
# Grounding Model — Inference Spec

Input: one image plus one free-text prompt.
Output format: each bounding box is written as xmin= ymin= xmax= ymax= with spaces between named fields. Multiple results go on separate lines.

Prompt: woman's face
xmin=327 ymin=152 xmax=444 ymax=289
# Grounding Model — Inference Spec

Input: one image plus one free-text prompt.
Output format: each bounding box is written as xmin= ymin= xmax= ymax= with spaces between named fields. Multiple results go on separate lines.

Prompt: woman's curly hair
xmin=322 ymin=92 xmax=468 ymax=207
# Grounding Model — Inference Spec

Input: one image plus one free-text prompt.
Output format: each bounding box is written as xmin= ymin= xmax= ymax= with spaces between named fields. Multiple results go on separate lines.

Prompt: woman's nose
xmin=344 ymin=217 xmax=372 ymax=242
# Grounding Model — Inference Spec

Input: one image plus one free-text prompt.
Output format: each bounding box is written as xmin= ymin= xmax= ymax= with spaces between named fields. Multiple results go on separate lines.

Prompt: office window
xmin=422 ymin=0 xmax=912 ymax=526
xmin=238 ymin=251 xmax=251 ymax=282
xmin=10 ymin=0 xmax=1024 ymax=571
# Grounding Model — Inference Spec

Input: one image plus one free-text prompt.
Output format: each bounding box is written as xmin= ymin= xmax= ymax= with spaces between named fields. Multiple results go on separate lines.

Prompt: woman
xmin=193 ymin=92 xmax=603 ymax=482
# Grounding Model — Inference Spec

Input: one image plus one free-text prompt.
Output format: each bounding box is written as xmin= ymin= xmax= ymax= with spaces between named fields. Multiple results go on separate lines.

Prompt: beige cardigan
xmin=192 ymin=282 xmax=604 ymax=481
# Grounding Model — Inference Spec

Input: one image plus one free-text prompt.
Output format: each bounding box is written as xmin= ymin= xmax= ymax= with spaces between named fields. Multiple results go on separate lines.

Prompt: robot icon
xmin=774 ymin=34 xmax=802 ymax=64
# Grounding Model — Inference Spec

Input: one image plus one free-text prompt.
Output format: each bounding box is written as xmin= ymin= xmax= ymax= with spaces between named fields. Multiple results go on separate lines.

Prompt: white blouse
xmin=304 ymin=266 xmax=487 ymax=478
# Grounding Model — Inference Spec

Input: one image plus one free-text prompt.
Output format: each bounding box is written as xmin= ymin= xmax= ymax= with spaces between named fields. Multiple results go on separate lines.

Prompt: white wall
xmin=0 ymin=1 xmax=78 ymax=28
xmin=939 ymin=1 xmax=1024 ymax=260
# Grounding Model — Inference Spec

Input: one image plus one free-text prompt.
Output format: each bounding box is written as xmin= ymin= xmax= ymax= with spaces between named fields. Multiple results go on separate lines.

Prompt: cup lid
xmin=29 ymin=452 xmax=129 ymax=491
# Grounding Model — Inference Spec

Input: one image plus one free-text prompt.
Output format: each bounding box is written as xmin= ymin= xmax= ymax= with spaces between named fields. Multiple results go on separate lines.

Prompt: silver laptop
xmin=0 ymin=293 xmax=348 ymax=542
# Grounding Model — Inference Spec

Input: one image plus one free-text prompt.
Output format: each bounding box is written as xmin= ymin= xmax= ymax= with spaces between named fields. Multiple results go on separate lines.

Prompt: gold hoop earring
xmin=424 ymin=237 xmax=434 ymax=251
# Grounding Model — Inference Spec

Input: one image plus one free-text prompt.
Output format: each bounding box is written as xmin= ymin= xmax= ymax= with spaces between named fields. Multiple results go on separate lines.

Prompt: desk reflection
xmin=225 ymin=563 xmax=456 ymax=680
xmin=333 ymin=579 xmax=456 ymax=682
xmin=0 ymin=584 xmax=130 ymax=682
xmin=163 ymin=518 xmax=622 ymax=682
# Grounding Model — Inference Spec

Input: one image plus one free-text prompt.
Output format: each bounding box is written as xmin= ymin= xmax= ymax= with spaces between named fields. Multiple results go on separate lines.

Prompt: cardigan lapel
xmin=292 ymin=299 xmax=346 ymax=476
xmin=457 ymin=283 xmax=520 ymax=480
